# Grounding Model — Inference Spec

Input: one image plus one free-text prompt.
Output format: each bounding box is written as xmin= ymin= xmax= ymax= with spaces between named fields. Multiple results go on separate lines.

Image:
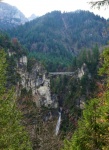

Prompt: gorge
xmin=0 ymin=2 xmax=109 ymax=149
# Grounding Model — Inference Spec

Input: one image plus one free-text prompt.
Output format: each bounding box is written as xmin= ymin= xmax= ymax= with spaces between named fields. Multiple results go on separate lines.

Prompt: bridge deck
xmin=49 ymin=72 xmax=75 ymax=75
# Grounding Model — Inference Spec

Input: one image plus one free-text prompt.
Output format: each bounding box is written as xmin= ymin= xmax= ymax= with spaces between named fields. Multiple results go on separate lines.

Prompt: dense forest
xmin=0 ymin=31 xmax=32 ymax=149
xmin=7 ymin=10 xmax=109 ymax=71
xmin=62 ymin=47 xmax=109 ymax=150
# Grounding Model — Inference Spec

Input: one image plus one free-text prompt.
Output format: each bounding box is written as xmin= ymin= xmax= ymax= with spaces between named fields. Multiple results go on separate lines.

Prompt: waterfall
xmin=55 ymin=111 xmax=61 ymax=136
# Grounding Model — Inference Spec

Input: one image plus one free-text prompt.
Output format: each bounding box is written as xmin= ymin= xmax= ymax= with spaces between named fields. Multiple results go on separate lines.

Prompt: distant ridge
xmin=8 ymin=10 xmax=109 ymax=53
xmin=28 ymin=14 xmax=38 ymax=21
xmin=7 ymin=10 xmax=109 ymax=71
xmin=0 ymin=2 xmax=28 ymax=29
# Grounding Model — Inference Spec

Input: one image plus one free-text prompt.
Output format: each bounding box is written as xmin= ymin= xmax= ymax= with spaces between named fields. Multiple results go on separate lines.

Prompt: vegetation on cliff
xmin=0 ymin=3 xmax=109 ymax=149
xmin=0 ymin=49 xmax=32 ymax=149
xmin=62 ymin=47 xmax=109 ymax=150
xmin=7 ymin=10 xmax=109 ymax=71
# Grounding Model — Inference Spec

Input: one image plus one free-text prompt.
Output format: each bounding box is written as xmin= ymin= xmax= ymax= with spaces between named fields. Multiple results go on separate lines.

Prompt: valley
xmin=0 ymin=1 xmax=109 ymax=150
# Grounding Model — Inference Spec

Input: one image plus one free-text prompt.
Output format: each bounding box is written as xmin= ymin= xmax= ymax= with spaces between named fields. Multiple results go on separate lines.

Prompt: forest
xmin=0 ymin=1 xmax=109 ymax=150
xmin=7 ymin=10 xmax=109 ymax=71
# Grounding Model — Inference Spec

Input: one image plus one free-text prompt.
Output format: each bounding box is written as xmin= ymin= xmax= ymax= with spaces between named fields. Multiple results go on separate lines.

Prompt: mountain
xmin=8 ymin=10 xmax=109 ymax=52
xmin=0 ymin=2 xmax=27 ymax=30
xmin=28 ymin=14 xmax=37 ymax=21
xmin=1 ymin=14 xmax=109 ymax=149
xmin=0 ymin=31 xmax=62 ymax=149
xmin=7 ymin=10 xmax=109 ymax=71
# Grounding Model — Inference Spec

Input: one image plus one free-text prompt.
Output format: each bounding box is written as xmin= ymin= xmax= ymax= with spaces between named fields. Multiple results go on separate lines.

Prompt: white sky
xmin=3 ymin=0 xmax=109 ymax=19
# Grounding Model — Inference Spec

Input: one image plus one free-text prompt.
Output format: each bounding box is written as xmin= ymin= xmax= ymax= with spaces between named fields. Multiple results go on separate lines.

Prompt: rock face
xmin=16 ymin=55 xmax=58 ymax=108
xmin=0 ymin=2 xmax=27 ymax=29
xmin=28 ymin=14 xmax=37 ymax=21
xmin=77 ymin=63 xmax=88 ymax=79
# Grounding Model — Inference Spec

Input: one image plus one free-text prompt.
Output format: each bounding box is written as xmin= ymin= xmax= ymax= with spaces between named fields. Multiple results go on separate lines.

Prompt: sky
xmin=3 ymin=0 xmax=109 ymax=19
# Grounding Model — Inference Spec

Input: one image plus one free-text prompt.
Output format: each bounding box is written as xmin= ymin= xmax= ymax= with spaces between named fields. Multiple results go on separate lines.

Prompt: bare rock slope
xmin=0 ymin=2 xmax=27 ymax=29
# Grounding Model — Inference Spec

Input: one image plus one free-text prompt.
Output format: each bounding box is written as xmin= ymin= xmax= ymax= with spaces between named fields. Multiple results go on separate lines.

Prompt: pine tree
xmin=62 ymin=47 xmax=109 ymax=150
xmin=0 ymin=49 xmax=32 ymax=150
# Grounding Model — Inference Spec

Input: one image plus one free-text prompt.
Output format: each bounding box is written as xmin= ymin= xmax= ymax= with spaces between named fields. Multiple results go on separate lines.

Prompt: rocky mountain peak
xmin=28 ymin=14 xmax=37 ymax=21
xmin=0 ymin=2 xmax=28 ymax=29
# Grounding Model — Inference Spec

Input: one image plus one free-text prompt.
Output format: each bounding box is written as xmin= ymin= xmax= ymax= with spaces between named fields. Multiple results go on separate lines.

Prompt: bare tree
xmin=89 ymin=0 xmax=109 ymax=8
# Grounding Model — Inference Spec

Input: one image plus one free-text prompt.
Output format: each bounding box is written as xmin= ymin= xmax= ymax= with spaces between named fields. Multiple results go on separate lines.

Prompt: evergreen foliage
xmin=7 ymin=10 xmax=109 ymax=71
xmin=0 ymin=31 xmax=11 ymax=49
xmin=62 ymin=47 xmax=109 ymax=150
xmin=99 ymin=47 xmax=109 ymax=88
xmin=0 ymin=49 xmax=32 ymax=149
xmin=50 ymin=45 xmax=100 ymax=136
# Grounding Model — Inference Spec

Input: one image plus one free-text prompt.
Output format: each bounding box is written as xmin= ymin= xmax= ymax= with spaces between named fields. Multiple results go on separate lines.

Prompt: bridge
xmin=49 ymin=72 xmax=76 ymax=76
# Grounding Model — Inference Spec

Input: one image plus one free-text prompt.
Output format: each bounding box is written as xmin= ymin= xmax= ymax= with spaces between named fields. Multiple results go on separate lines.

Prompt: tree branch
xmin=89 ymin=0 xmax=109 ymax=8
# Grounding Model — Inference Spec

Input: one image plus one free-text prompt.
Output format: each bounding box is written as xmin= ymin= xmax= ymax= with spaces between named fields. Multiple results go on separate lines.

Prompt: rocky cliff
xmin=0 ymin=2 xmax=27 ymax=29
xmin=13 ymin=54 xmax=58 ymax=108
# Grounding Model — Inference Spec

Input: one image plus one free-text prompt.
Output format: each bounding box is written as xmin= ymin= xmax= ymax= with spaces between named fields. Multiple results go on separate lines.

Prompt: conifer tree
xmin=62 ymin=47 xmax=109 ymax=150
xmin=0 ymin=49 xmax=32 ymax=150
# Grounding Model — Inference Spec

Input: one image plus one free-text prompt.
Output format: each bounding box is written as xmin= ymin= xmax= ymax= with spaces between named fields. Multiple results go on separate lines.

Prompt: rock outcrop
xmin=28 ymin=14 xmax=37 ymax=21
xmin=77 ymin=63 xmax=89 ymax=79
xmin=0 ymin=2 xmax=27 ymax=29
xmin=16 ymin=55 xmax=58 ymax=108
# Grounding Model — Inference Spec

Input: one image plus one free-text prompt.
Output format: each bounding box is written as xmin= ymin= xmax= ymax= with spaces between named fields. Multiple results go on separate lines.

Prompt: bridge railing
xmin=49 ymin=72 xmax=75 ymax=76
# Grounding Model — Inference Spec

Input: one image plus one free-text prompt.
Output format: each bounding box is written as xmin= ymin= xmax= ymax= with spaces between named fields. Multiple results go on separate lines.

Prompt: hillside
xmin=7 ymin=10 xmax=109 ymax=71
xmin=0 ymin=30 xmax=100 ymax=149
xmin=8 ymin=10 xmax=109 ymax=52
xmin=0 ymin=2 xmax=27 ymax=30
xmin=1 ymin=9 xmax=109 ymax=149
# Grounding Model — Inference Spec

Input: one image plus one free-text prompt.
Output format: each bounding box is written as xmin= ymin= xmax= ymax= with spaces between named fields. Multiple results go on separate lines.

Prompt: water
xmin=55 ymin=111 xmax=61 ymax=136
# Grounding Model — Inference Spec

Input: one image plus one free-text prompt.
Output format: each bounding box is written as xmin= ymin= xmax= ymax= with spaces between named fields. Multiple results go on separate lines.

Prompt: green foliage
xmin=75 ymin=45 xmax=99 ymax=74
xmin=27 ymin=57 xmax=36 ymax=72
xmin=62 ymin=92 xmax=109 ymax=150
xmin=0 ymin=49 xmax=32 ymax=150
xmin=28 ymin=52 xmax=72 ymax=71
xmin=99 ymin=47 xmax=109 ymax=88
xmin=8 ymin=10 xmax=109 ymax=52
xmin=62 ymin=47 xmax=109 ymax=150
xmin=0 ymin=50 xmax=7 ymax=94
xmin=99 ymin=48 xmax=109 ymax=75
xmin=6 ymin=55 xmax=20 ymax=86
xmin=51 ymin=75 xmax=81 ymax=134
xmin=0 ymin=31 xmax=11 ymax=49
xmin=11 ymin=38 xmax=27 ymax=59
xmin=0 ymin=32 xmax=28 ymax=86
xmin=7 ymin=11 xmax=109 ymax=71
